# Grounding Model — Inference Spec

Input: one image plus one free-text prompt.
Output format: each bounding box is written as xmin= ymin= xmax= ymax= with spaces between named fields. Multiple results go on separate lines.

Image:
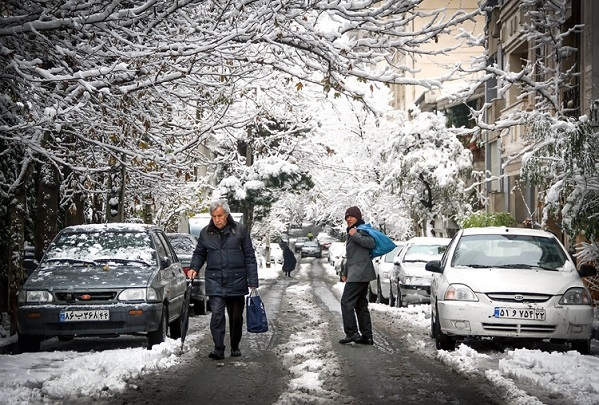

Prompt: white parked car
xmin=328 ymin=241 xmax=346 ymax=268
xmin=368 ymin=243 xmax=405 ymax=305
xmin=426 ymin=227 xmax=597 ymax=353
xmin=269 ymin=243 xmax=284 ymax=264
xmin=390 ymin=236 xmax=451 ymax=307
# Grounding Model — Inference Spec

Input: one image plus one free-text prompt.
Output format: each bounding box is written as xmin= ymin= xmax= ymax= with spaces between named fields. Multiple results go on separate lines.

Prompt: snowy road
xmin=2 ymin=257 xmax=599 ymax=404
xmin=106 ymin=259 xmax=516 ymax=404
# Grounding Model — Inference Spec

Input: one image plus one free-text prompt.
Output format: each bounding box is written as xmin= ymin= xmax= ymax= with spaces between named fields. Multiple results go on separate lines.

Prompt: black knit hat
xmin=344 ymin=206 xmax=362 ymax=221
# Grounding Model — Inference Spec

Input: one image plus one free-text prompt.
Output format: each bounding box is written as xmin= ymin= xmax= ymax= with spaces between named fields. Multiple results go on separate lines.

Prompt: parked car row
xmin=361 ymin=227 xmax=597 ymax=355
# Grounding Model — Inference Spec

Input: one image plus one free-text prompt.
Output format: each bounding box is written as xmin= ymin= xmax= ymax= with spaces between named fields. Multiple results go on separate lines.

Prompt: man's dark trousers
xmin=340 ymin=282 xmax=372 ymax=339
xmin=209 ymin=295 xmax=245 ymax=353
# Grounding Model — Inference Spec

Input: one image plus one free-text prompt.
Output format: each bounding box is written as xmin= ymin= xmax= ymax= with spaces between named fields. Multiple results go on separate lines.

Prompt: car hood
xmin=400 ymin=261 xmax=431 ymax=278
xmin=25 ymin=264 xmax=155 ymax=290
xmin=445 ymin=267 xmax=583 ymax=294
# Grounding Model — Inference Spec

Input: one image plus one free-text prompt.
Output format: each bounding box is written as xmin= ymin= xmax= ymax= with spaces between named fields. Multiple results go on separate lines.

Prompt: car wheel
xmin=193 ymin=298 xmax=207 ymax=316
xmin=395 ymin=282 xmax=404 ymax=308
xmin=434 ymin=306 xmax=456 ymax=351
xmin=571 ymin=339 xmax=591 ymax=355
xmin=148 ymin=304 xmax=167 ymax=349
xmin=367 ymin=285 xmax=377 ymax=303
xmin=389 ymin=287 xmax=396 ymax=307
xmin=169 ymin=306 xmax=183 ymax=340
xmin=398 ymin=284 xmax=407 ymax=307
xmin=18 ymin=334 xmax=41 ymax=353
xmin=377 ymin=279 xmax=389 ymax=305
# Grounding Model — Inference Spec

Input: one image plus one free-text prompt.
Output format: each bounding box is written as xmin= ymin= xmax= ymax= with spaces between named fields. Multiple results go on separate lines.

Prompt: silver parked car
xmin=369 ymin=242 xmax=405 ymax=305
xmin=17 ymin=223 xmax=189 ymax=352
xmin=294 ymin=236 xmax=310 ymax=253
xmin=390 ymin=236 xmax=451 ymax=307
xmin=301 ymin=241 xmax=322 ymax=258
xmin=166 ymin=233 xmax=208 ymax=316
xmin=426 ymin=227 xmax=597 ymax=353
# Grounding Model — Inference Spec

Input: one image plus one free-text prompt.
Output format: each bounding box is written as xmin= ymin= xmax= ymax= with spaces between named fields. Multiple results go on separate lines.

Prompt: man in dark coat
xmin=187 ymin=200 xmax=258 ymax=359
xmin=339 ymin=206 xmax=376 ymax=345
xmin=281 ymin=242 xmax=297 ymax=277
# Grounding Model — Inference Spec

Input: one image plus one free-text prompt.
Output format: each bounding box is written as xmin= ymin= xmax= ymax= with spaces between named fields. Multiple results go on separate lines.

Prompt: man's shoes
xmin=231 ymin=349 xmax=242 ymax=357
xmin=358 ymin=337 xmax=374 ymax=345
xmin=208 ymin=351 xmax=225 ymax=360
xmin=338 ymin=334 xmax=362 ymax=344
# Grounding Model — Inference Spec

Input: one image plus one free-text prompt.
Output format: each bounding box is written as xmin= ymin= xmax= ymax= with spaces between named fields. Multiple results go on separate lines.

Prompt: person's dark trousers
xmin=209 ymin=295 xmax=245 ymax=353
xmin=340 ymin=282 xmax=372 ymax=339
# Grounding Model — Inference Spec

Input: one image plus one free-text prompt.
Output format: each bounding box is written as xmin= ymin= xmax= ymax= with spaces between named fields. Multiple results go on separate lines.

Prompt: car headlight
xmin=559 ymin=287 xmax=592 ymax=305
xmin=20 ymin=290 xmax=54 ymax=303
xmin=444 ymin=284 xmax=478 ymax=301
xmin=118 ymin=288 xmax=146 ymax=301
xmin=118 ymin=288 xmax=159 ymax=302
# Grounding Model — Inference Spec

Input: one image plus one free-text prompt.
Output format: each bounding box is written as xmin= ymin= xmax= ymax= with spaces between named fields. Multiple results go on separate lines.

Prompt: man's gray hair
xmin=209 ymin=200 xmax=231 ymax=215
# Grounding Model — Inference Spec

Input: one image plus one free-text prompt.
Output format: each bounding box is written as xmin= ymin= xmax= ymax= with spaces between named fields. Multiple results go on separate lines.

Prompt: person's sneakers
xmin=357 ymin=337 xmax=374 ymax=345
xmin=208 ymin=351 xmax=225 ymax=360
xmin=231 ymin=349 xmax=242 ymax=357
xmin=338 ymin=334 xmax=362 ymax=344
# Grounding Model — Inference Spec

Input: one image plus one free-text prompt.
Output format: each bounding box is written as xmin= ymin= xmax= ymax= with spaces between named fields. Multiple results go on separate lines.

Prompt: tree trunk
xmin=106 ymin=162 xmax=126 ymax=223
xmin=7 ymin=181 xmax=27 ymax=335
xmin=35 ymin=163 xmax=60 ymax=263
xmin=64 ymin=168 xmax=85 ymax=226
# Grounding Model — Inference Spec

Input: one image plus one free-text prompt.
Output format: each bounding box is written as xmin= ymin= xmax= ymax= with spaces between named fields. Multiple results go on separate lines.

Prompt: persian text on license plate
xmin=59 ymin=310 xmax=110 ymax=322
xmin=493 ymin=307 xmax=545 ymax=320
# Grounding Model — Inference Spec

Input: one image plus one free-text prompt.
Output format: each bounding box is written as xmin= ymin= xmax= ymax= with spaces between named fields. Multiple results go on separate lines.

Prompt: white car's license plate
xmin=59 ymin=310 xmax=110 ymax=322
xmin=493 ymin=307 xmax=546 ymax=321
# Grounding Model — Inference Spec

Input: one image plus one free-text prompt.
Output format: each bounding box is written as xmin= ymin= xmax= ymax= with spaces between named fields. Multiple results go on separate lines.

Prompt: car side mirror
xmin=425 ymin=260 xmax=442 ymax=273
xmin=161 ymin=256 xmax=172 ymax=268
xmin=578 ymin=264 xmax=597 ymax=278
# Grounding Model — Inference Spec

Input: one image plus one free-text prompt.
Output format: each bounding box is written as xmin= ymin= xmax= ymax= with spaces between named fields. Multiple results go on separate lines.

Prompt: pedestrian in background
xmin=338 ymin=206 xmax=376 ymax=345
xmin=187 ymin=200 xmax=258 ymax=359
xmin=281 ymin=242 xmax=297 ymax=277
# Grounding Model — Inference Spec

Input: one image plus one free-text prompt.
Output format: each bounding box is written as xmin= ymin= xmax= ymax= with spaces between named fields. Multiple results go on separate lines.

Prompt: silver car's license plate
xmin=59 ymin=310 xmax=110 ymax=322
xmin=493 ymin=307 xmax=546 ymax=321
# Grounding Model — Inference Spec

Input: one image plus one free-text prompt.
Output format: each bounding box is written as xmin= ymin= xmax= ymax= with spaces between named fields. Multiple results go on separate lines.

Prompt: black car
xmin=166 ymin=233 xmax=208 ymax=315
xmin=17 ymin=223 xmax=189 ymax=352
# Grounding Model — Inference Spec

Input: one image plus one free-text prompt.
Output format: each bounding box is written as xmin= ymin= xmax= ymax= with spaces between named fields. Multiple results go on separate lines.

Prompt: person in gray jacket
xmin=187 ymin=200 xmax=258 ymax=360
xmin=339 ymin=206 xmax=376 ymax=345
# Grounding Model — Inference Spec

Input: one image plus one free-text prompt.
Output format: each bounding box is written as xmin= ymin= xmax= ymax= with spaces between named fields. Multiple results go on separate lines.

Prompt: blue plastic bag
xmin=246 ymin=290 xmax=268 ymax=333
xmin=357 ymin=224 xmax=397 ymax=258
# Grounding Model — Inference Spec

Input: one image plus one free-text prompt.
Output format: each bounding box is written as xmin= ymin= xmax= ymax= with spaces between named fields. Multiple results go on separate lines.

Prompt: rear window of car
xmin=167 ymin=235 xmax=197 ymax=253
xmin=43 ymin=231 xmax=156 ymax=265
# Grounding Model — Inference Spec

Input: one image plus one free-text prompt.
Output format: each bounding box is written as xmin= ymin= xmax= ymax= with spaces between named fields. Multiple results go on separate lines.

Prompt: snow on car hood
xmin=401 ymin=261 xmax=433 ymax=278
xmin=25 ymin=264 xmax=155 ymax=290
xmin=445 ymin=266 xmax=584 ymax=295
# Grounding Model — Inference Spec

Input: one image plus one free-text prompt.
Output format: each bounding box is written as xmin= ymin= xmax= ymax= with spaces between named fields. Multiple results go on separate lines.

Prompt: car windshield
xmin=42 ymin=231 xmax=155 ymax=266
xmin=304 ymin=242 xmax=319 ymax=248
xmin=403 ymin=244 xmax=447 ymax=262
xmin=384 ymin=246 xmax=402 ymax=263
xmin=451 ymin=234 xmax=568 ymax=270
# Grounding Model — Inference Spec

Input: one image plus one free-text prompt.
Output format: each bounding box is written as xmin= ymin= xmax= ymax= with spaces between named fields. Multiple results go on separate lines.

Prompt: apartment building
xmin=483 ymin=0 xmax=599 ymax=239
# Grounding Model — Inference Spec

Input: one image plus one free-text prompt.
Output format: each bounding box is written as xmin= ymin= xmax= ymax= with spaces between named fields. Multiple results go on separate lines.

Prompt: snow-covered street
xmin=2 ymin=259 xmax=599 ymax=405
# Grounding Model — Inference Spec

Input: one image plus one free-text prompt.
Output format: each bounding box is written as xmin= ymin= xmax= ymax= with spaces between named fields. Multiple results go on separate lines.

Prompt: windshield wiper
xmin=45 ymin=258 xmax=98 ymax=265
xmin=493 ymin=264 xmax=557 ymax=271
xmin=94 ymin=258 xmax=151 ymax=266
